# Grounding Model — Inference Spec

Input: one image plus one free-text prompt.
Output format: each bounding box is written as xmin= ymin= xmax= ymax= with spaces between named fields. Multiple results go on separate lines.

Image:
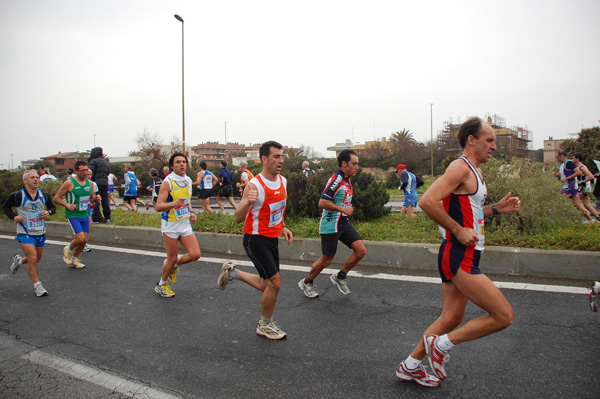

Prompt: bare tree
xmin=364 ymin=140 xmax=392 ymax=162
xmin=299 ymin=144 xmax=322 ymax=159
xmin=136 ymin=128 xmax=170 ymax=167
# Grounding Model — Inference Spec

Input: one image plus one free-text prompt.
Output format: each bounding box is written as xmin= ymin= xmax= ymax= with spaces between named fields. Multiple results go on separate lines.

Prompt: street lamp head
xmin=174 ymin=14 xmax=184 ymax=23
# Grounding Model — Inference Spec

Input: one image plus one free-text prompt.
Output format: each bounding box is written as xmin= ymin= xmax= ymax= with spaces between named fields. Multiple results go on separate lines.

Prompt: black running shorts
xmin=320 ymin=225 xmax=362 ymax=256
xmin=243 ymin=234 xmax=280 ymax=280
xmin=217 ymin=185 xmax=234 ymax=198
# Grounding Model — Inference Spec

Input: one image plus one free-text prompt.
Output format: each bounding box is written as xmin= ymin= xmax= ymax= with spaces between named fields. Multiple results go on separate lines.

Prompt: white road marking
xmin=0 ymin=234 xmax=587 ymax=295
xmin=22 ymin=350 xmax=183 ymax=399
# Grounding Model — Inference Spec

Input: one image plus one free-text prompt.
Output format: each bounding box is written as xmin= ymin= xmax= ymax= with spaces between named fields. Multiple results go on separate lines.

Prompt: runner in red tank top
xmin=216 ymin=141 xmax=293 ymax=340
xmin=395 ymin=117 xmax=521 ymax=387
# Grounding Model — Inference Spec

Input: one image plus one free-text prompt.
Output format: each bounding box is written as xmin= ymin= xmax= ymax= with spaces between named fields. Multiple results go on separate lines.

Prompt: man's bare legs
xmin=237 ymin=271 xmax=281 ymax=319
xmin=409 ymin=270 xmax=513 ymax=361
xmin=19 ymin=243 xmax=43 ymax=284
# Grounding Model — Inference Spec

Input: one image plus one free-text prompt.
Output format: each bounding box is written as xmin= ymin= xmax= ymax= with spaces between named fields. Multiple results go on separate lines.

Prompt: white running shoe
xmin=298 ymin=278 xmax=319 ymax=298
xmin=34 ymin=283 xmax=48 ymax=297
xmin=10 ymin=254 xmax=21 ymax=274
xmin=62 ymin=245 xmax=73 ymax=265
xmin=217 ymin=261 xmax=236 ymax=290
xmin=330 ymin=274 xmax=351 ymax=295
xmin=256 ymin=320 xmax=287 ymax=340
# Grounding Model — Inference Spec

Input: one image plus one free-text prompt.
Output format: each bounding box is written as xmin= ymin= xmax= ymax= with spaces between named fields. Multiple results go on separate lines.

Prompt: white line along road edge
xmin=22 ymin=350 xmax=184 ymax=399
xmin=0 ymin=235 xmax=585 ymax=295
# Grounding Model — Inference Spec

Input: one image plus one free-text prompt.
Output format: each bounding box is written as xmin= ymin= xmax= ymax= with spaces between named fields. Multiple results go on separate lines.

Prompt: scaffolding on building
xmin=437 ymin=114 xmax=532 ymax=160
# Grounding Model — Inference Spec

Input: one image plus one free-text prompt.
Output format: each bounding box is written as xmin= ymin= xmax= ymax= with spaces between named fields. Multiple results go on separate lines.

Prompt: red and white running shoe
xmin=423 ymin=335 xmax=450 ymax=380
xmin=395 ymin=361 xmax=441 ymax=387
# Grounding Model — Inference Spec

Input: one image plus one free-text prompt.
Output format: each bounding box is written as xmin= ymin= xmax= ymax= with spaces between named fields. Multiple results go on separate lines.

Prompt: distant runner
xmin=53 ymin=161 xmax=100 ymax=269
xmin=2 ymin=169 xmax=56 ymax=296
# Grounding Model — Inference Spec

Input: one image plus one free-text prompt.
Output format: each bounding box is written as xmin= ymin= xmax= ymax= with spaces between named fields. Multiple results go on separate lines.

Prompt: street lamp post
xmin=174 ymin=14 xmax=186 ymax=157
xmin=430 ymin=103 xmax=434 ymax=176
xmin=224 ymin=122 xmax=228 ymax=144
xmin=94 ymin=134 xmax=97 ymax=147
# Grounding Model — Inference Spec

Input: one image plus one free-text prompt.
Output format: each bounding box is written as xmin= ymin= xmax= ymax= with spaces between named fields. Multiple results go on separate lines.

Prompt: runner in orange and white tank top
xmin=243 ymin=174 xmax=286 ymax=238
xmin=216 ymin=141 xmax=293 ymax=341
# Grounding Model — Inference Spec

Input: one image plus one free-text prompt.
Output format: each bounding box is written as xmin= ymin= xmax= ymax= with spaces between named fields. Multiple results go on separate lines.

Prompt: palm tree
xmin=389 ymin=128 xmax=415 ymax=143
xmin=285 ymin=147 xmax=304 ymax=158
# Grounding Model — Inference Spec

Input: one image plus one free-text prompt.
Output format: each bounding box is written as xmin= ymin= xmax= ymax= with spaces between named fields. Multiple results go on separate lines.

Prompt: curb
xmin=1 ymin=220 xmax=598 ymax=281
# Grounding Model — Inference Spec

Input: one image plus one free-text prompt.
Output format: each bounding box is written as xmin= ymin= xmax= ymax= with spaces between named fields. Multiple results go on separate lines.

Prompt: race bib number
xmin=268 ymin=199 xmax=286 ymax=227
xmin=477 ymin=208 xmax=485 ymax=246
xmin=27 ymin=212 xmax=44 ymax=232
xmin=174 ymin=198 xmax=191 ymax=220
xmin=79 ymin=196 xmax=90 ymax=211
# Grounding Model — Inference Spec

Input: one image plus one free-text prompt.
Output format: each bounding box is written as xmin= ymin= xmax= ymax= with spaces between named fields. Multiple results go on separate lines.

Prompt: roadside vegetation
xmin=25 ymin=205 xmax=600 ymax=251
xmin=2 ymin=152 xmax=600 ymax=251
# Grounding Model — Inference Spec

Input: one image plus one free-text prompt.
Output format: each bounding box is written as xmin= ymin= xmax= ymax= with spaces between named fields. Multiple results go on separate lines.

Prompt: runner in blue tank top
xmin=2 ymin=169 xmax=56 ymax=296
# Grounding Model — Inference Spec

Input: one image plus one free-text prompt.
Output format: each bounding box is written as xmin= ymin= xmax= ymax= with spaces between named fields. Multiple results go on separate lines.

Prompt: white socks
xmin=436 ymin=334 xmax=454 ymax=351
xmin=404 ymin=356 xmax=422 ymax=370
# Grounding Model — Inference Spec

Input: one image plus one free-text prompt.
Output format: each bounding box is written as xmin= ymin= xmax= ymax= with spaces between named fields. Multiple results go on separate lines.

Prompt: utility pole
xmin=430 ymin=103 xmax=434 ymax=176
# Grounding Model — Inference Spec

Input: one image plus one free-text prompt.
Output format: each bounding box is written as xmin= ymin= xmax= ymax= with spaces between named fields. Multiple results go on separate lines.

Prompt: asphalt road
xmin=1 ymin=237 xmax=598 ymax=398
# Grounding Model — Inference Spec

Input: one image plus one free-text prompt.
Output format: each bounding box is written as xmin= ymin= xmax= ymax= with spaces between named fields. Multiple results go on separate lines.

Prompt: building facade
xmin=191 ymin=142 xmax=261 ymax=167
xmin=41 ymin=151 xmax=85 ymax=172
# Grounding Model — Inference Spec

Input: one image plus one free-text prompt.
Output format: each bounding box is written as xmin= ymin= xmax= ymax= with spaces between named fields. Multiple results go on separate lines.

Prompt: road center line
xmin=0 ymin=235 xmax=588 ymax=295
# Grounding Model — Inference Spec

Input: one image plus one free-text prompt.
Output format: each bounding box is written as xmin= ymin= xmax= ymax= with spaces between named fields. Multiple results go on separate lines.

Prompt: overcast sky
xmin=1 ymin=0 xmax=599 ymax=169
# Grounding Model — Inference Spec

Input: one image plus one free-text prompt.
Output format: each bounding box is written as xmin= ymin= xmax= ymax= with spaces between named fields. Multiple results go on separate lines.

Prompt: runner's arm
xmin=192 ymin=172 xmax=203 ymax=187
xmin=154 ymin=179 xmax=175 ymax=212
xmin=581 ymin=166 xmax=595 ymax=185
xmin=43 ymin=192 xmax=57 ymax=217
xmin=2 ymin=191 xmax=21 ymax=220
xmin=282 ymin=225 xmax=293 ymax=245
xmin=234 ymin=181 xmax=257 ymax=224
xmin=53 ymin=180 xmax=77 ymax=211
xmin=318 ymin=198 xmax=352 ymax=216
xmin=419 ymin=160 xmax=478 ymax=246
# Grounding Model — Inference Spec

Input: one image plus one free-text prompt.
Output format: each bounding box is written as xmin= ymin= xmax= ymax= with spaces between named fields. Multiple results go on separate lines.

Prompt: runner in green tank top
xmin=64 ymin=176 xmax=92 ymax=218
xmin=54 ymin=161 xmax=100 ymax=268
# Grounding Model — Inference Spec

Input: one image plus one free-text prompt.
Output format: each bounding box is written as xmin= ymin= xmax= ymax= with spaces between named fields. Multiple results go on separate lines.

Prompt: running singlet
xmin=243 ymin=174 xmax=287 ymax=238
xmin=577 ymin=166 xmax=591 ymax=192
xmin=400 ymin=171 xmax=418 ymax=201
xmin=219 ymin=168 xmax=232 ymax=185
xmin=150 ymin=177 xmax=162 ymax=199
xmin=439 ymin=156 xmax=487 ymax=251
xmin=319 ymin=170 xmax=353 ymax=234
xmin=240 ymin=170 xmax=254 ymax=195
xmin=161 ymin=175 xmax=193 ymax=222
xmin=65 ymin=177 xmax=92 ymax=219
xmin=15 ymin=188 xmax=48 ymax=236
xmin=108 ymin=173 xmax=115 ymax=185
xmin=559 ymin=160 xmax=579 ymax=191
xmin=124 ymin=172 xmax=138 ymax=196
xmin=202 ymin=171 xmax=213 ymax=189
